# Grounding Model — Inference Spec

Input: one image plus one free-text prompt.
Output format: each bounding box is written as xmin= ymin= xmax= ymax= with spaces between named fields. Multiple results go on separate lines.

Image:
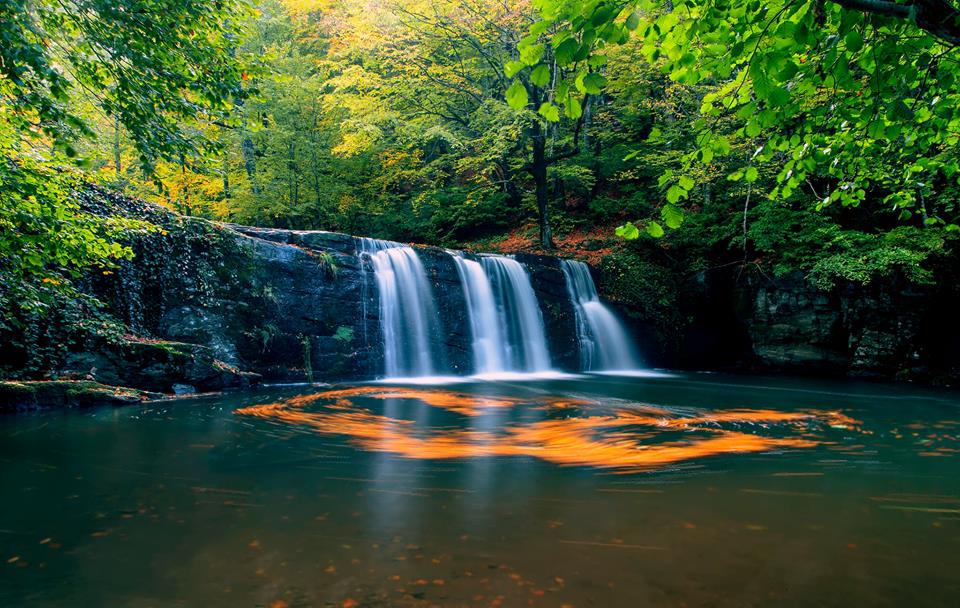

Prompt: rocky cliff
xmin=656 ymin=269 xmax=959 ymax=384
xmin=42 ymin=190 xmax=580 ymax=394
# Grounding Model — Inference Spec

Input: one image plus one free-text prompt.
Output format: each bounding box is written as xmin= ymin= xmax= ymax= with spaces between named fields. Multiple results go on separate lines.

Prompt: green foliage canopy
xmin=1 ymin=0 xmax=249 ymax=324
xmin=518 ymin=0 xmax=960 ymax=236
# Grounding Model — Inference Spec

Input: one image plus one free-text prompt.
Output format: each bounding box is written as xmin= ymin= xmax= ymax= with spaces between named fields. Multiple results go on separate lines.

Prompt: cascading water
xmin=480 ymin=255 xmax=552 ymax=373
xmin=360 ymin=238 xmax=442 ymax=378
xmin=451 ymin=255 xmax=508 ymax=374
xmin=561 ymin=259 xmax=640 ymax=371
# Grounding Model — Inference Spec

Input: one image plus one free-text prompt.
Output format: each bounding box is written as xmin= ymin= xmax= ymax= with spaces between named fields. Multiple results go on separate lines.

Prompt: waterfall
xmin=481 ymin=255 xmax=552 ymax=372
xmin=451 ymin=255 xmax=508 ymax=374
xmin=360 ymin=238 xmax=442 ymax=378
xmin=561 ymin=259 xmax=640 ymax=371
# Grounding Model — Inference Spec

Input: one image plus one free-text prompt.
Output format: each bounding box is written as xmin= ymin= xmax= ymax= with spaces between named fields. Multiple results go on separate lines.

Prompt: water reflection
xmin=3 ymin=374 xmax=959 ymax=607
xmin=237 ymin=387 xmax=860 ymax=474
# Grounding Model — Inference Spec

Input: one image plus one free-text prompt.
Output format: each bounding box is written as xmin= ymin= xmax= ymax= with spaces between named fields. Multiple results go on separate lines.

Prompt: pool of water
xmin=2 ymin=372 xmax=959 ymax=607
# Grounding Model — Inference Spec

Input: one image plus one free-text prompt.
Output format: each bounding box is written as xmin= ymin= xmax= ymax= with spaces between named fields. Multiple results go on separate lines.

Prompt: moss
xmin=0 ymin=380 xmax=159 ymax=413
xmin=119 ymin=338 xmax=194 ymax=358
xmin=332 ymin=326 xmax=354 ymax=344
xmin=598 ymin=250 xmax=686 ymax=346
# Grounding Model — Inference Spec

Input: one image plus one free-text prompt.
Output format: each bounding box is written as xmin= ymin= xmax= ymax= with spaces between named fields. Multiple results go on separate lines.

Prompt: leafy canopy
xmin=0 ymin=0 xmax=249 ymax=321
xmin=517 ymin=0 xmax=960 ymax=237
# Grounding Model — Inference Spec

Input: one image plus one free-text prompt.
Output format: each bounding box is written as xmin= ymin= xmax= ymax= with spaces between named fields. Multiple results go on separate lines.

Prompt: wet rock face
xmin=517 ymin=253 xmax=579 ymax=371
xmin=84 ymin=212 xmax=584 ymax=388
xmin=735 ymin=273 xmax=929 ymax=378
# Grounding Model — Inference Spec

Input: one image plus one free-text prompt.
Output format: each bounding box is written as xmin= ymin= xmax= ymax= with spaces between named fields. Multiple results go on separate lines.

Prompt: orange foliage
xmin=461 ymin=221 xmax=624 ymax=266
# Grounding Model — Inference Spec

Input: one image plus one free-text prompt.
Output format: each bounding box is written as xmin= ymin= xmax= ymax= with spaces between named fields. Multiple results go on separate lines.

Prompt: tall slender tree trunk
xmin=238 ymin=99 xmax=260 ymax=195
xmin=113 ymin=115 xmax=122 ymax=180
xmin=531 ymin=133 xmax=554 ymax=250
xmin=222 ymin=157 xmax=230 ymax=202
xmin=288 ymin=140 xmax=299 ymax=213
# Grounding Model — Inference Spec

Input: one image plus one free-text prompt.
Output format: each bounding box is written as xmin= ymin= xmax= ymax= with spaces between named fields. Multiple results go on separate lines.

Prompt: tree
xmin=517 ymin=0 xmax=960 ymax=237
xmin=0 ymin=0 xmax=249 ymax=320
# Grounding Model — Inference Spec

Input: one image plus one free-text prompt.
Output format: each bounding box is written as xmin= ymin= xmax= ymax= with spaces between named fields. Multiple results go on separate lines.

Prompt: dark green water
xmin=1 ymin=373 xmax=959 ymax=607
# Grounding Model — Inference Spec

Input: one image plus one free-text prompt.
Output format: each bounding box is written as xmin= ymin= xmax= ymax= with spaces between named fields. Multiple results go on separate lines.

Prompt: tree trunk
xmin=238 ymin=101 xmax=260 ymax=195
xmin=531 ymin=134 xmax=554 ymax=250
xmin=113 ymin=115 xmax=122 ymax=180
xmin=222 ymin=161 xmax=230 ymax=202
xmin=288 ymin=140 xmax=298 ymax=211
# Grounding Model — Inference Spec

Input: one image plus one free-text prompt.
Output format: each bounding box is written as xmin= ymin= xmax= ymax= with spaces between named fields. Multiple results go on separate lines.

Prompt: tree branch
xmin=829 ymin=0 xmax=960 ymax=46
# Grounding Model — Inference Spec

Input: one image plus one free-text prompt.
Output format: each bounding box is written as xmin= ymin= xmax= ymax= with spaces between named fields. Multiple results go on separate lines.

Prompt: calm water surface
xmin=1 ymin=373 xmax=959 ymax=607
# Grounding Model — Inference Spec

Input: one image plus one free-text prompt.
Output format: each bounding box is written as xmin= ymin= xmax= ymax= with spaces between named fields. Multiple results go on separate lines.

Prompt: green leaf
xmin=666 ymin=184 xmax=684 ymax=204
xmin=520 ymin=43 xmax=545 ymax=66
xmin=625 ymin=12 xmax=641 ymax=31
xmin=582 ymin=72 xmax=607 ymax=94
xmin=538 ymin=102 xmax=560 ymax=122
xmin=505 ymin=61 xmax=526 ymax=78
xmin=564 ymin=95 xmax=583 ymax=119
xmin=506 ymin=80 xmax=529 ymax=109
xmin=554 ymin=38 xmax=578 ymax=65
xmin=745 ymin=166 xmax=759 ymax=182
xmin=615 ymin=221 xmax=640 ymax=240
xmin=646 ymin=221 xmax=665 ymax=238
xmin=845 ymin=30 xmax=863 ymax=53
xmin=661 ymin=204 xmax=684 ymax=229
xmin=530 ymin=64 xmax=551 ymax=87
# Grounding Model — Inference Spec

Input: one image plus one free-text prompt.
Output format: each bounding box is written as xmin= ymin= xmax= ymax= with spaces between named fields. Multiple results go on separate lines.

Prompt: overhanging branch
xmin=829 ymin=0 xmax=960 ymax=45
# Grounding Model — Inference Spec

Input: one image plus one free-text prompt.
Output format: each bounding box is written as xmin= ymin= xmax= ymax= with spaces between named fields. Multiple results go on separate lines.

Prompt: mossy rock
xmin=0 ymin=380 xmax=161 ymax=413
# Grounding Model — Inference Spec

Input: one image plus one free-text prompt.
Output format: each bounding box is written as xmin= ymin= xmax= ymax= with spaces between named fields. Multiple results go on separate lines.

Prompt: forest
xmin=4 ymin=0 xmax=960 ymax=351
xmin=4 ymin=3 xmax=960 ymax=607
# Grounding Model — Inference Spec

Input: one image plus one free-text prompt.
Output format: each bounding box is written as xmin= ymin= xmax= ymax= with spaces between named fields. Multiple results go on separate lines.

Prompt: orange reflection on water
xmin=237 ymin=387 xmax=857 ymax=473
xmin=268 ymin=386 xmax=539 ymax=416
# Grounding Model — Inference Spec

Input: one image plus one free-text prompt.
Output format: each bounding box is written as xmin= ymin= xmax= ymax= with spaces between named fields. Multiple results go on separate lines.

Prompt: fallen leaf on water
xmin=7 ymin=556 xmax=19 ymax=564
xmin=342 ymin=599 xmax=359 ymax=608
xmin=269 ymin=601 xmax=288 ymax=608
xmin=248 ymin=539 xmax=260 ymax=549
xmin=324 ymin=565 xmax=337 ymax=573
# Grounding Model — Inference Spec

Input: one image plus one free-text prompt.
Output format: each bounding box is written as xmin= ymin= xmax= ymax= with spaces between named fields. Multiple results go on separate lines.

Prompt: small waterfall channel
xmin=359 ymin=237 xmax=642 ymax=379
xmin=359 ymin=238 xmax=443 ymax=378
xmin=561 ymin=259 xmax=640 ymax=371
xmin=451 ymin=254 xmax=552 ymax=375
